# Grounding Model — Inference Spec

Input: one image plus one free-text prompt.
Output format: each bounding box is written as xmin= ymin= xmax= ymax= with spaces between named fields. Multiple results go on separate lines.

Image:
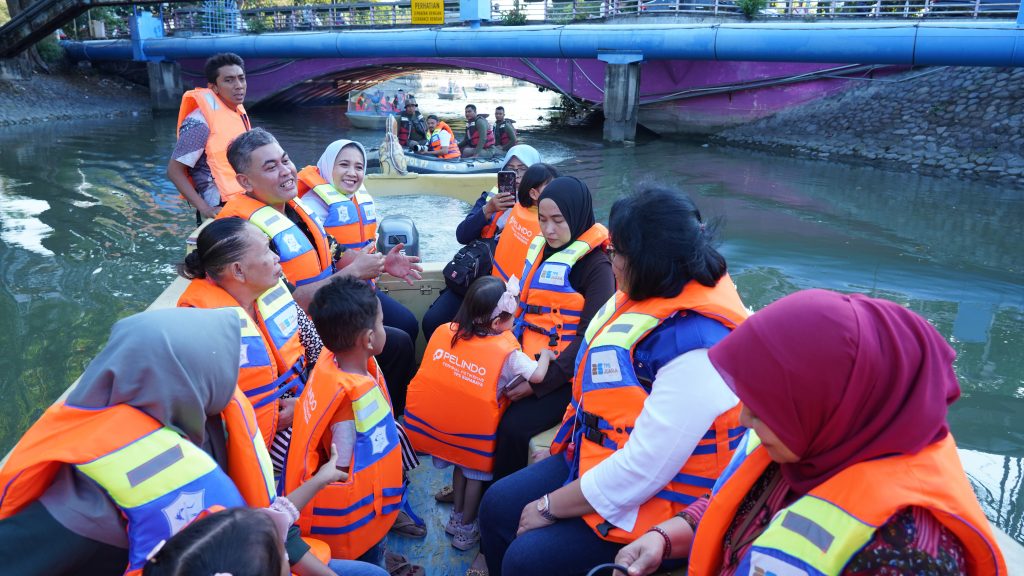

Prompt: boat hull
xmin=403 ymin=153 xmax=504 ymax=175
xmin=346 ymin=113 xmax=390 ymax=130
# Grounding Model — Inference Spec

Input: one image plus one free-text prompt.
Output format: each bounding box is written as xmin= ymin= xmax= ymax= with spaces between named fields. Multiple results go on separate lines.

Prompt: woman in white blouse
xmin=476 ymin=188 xmax=750 ymax=576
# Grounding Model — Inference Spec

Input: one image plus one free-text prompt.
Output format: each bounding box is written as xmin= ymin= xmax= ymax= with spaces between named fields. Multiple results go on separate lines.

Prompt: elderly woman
xmin=477 ymin=188 xmax=750 ymax=575
xmin=0 ymin=308 xmax=383 ymax=576
xmin=615 ymin=289 xmax=1007 ymax=576
xmin=421 ymin=145 xmax=543 ymax=341
xmin=178 ymin=217 xmax=426 ymax=539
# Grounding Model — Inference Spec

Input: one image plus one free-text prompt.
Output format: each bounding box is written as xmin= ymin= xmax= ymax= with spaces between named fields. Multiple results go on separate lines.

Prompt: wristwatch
xmin=537 ymin=494 xmax=560 ymax=522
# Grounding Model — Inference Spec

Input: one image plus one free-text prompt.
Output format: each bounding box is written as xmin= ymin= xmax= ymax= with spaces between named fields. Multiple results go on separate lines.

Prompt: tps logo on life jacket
xmin=538 ymin=264 xmax=566 ymax=286
xmin=302 ymin=386 xmax=317 ymax=423
xmin=162 ymin=489 xmax=205 ymax=535
xmin=432 ymin=348 xmax=487 ymax=376
xmin=589 ymin=350 xmax=621 ymax=383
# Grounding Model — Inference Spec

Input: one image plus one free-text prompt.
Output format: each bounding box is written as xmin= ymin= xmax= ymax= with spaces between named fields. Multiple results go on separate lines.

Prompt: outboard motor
xmin=377 ymin=215 xmax=420 ymax=257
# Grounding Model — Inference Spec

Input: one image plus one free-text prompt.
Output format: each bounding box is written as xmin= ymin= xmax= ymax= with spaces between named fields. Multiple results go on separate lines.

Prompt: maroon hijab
xmin=708 ymin=289 xmax=960 ymax=495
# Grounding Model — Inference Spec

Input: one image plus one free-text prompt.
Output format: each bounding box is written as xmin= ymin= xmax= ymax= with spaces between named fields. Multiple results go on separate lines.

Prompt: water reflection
xmin=0 ymin=105 xmax=1021 ymax=544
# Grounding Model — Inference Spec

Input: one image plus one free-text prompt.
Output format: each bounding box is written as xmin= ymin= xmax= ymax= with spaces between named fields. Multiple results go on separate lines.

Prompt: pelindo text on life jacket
xmin=432 ymin=348 xmax=486 ymax=387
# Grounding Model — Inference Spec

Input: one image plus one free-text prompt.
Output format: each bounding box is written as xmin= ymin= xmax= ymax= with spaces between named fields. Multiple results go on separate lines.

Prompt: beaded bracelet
xmin=646 ymin=525 xmax=673 ymax=560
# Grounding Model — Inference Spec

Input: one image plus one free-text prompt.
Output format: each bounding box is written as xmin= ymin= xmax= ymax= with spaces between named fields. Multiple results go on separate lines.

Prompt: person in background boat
xmin=176 ymin=217 xmax=320 ymax=477
xmin=420 ymin=144 xmax=542 ymax=341
xmin=286 ymin=276 xmax=425 ymax=576
xmin=398 ymin=101 xmax=428 ymax=151
xmin=168 ymin=52 xmax=251 ymax=224
xmin=614 ymin=289 xmax=1008 ymax=576
xmin=493 ymin=106 xmax=517 ymax=153
xmin=460 ymin=104 xmax=496 ymax=158
xmin=406 ymin=276 xmax=555 ymax=552
xmin=0 ymin=308 xmax=357 ymax=576
xmin=297 ymin=139 xmax=421 ymax=367
xmin=422 ymin=114 xmax=461 ymax=159
xmin=479 ymin=188 xmax=750 ymax=576
xmin=220 ymin=128 xmax=421 ymax=420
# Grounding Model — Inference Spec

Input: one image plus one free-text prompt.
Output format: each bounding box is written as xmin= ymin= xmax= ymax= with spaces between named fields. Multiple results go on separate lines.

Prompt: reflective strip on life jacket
xmin=219 ymin=195 xmax=333 ymax=287
xmin=428 ymin=122 xmax=461 ymax=159
xmin=296 ymin=165 xmax=379 ymax=252
xmin=76 ymin=425 xmax=246 ymax=572
xmin=514 ymin=224 xmax=608 ymax=357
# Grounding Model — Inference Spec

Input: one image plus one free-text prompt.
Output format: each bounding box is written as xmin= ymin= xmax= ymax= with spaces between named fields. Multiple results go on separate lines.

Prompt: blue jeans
xmin=327 ymin=558 xmax=389 ymax=576
xmin=479 ymin=455 xmax=624 ymax=576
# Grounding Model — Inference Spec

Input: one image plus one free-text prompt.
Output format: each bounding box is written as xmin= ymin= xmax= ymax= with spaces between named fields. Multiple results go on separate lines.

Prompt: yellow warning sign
xmin=411 ymin=0 xmax=445 ymax=24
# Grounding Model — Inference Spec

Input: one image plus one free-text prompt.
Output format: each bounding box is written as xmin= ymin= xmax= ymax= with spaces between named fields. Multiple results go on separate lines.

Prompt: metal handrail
xmin=163 ymin=0 xmax=1018 ymax=35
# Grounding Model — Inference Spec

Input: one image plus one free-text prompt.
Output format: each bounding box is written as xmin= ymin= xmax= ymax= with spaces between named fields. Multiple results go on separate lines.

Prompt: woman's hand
xmin=340 ymin=250 xmax=385 ymax=280
xmin=483 ymin=191 xmax=515 ymax=217
xmin=505 ymin=379 xmax=533 ymax=401
xmin=614 ymin=532 xmax=666 ymax=576
xmin=277 ymin=397 xmax=297 ymax=430
xmin=516 ymin=498 xmax=556 ymax=536
xmin=383 ymin=244 xmax=424 ymax=285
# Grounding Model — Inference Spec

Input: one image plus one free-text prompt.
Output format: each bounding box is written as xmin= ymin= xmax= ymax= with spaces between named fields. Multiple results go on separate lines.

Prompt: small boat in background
xmin=437 ymin=80 xmax=465 ymax=100
xmin=474 ymin=82 xmax=490 ymax=92
xmin=345 ymin=88 xmax=409 ymax=129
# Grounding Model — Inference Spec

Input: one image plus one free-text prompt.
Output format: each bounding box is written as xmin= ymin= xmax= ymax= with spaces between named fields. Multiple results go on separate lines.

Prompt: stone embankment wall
xmin=0 ymin=63 xmax=149 ymax=127
xmin=714 ymin=66 xmax=1024 ymax=187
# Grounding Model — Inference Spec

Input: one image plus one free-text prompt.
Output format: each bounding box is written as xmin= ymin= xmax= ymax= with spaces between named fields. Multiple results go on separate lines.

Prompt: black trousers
xmin=491 ymin=384 xmax=573 ymax=482
xmin=376 ymin=326 xmax=414 ymax=416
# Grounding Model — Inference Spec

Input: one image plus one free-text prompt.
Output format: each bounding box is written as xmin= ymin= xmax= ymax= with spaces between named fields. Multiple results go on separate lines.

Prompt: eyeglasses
xmin=507 ymin=164 xmax=528 ymax=176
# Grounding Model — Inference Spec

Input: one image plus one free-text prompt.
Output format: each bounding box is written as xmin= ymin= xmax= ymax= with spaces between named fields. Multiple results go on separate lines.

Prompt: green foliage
xmin=501 ymin=0 xmax=527 ymax=24
xmin=1 ymin=3 xmax=10 ymax=26
xmin=546 ymin=0 xmax=601 ymax=22
xmin=735 ymin=0 xmax=765 ymax=18
xmin=36 ymin=35 xmax=65 ymax=63
xmin=244 ymin=13 xmax=270 ymax=32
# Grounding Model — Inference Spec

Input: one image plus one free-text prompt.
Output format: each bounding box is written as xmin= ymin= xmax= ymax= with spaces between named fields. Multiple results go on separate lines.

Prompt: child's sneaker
xmin=445 ymin=510 xmax=464 ymax=536
xmin=452 ymin=520 xmax=480 ymax=551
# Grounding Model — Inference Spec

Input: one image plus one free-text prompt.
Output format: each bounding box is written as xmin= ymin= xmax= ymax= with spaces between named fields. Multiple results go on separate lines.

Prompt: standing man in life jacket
xmin=422 ymin=115 xmax=461 ymax=159
xmin=493 ymin=106 xmax=517 ymax=153
xmin=459 ymin=104 xmax=496 ymax=158
xmin=397 ymin=101 xmax=427 ymax=151
xmin=168 ymin=53 xmax=251 ymax=225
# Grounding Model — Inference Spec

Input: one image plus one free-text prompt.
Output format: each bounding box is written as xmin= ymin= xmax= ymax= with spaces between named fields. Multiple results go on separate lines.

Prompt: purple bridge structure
xmin=174 ymin=55 xmax=880 ymax=136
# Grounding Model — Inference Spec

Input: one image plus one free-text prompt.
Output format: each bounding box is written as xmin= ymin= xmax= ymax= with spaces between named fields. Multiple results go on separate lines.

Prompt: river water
xmin=1 ymin=84 xmax=1022 ymax=544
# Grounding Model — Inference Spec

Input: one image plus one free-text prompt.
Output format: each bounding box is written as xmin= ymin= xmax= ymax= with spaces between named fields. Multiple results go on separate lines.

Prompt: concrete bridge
xmin=12 ymin=0 xmax=1018 ymax=140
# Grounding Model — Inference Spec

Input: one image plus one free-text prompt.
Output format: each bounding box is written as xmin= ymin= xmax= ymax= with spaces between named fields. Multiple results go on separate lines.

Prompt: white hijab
xmin=316 ymin=139 xmax=368 ymax=191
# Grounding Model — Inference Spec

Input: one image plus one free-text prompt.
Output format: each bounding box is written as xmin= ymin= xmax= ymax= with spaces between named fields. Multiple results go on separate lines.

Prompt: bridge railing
xmin=164 ymin=0 xmax=1017 ymax=35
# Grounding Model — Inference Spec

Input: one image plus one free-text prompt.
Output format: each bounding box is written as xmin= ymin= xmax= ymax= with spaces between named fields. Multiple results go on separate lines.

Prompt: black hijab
xmin=537 ymin=176 xmax=596 ymax=258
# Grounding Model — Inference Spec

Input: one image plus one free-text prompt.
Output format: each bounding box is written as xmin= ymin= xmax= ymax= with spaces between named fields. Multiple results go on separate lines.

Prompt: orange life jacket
xmin=178 ymin=279 xmax=307 ymax=448
xmin=218 ymin=194 xmax=333 ymax=287
xmin=296 ymin=166 xmax=378 ymax=253
xmin=514 ymin=224 xmax=609 ymax=358
xmin=0 ymin=388 xmax=275 ymax=573
xmin=284 ymin=351 xmax=404 ymax=560
xmin=688 ymin=432 xmax=1007 ymax=576
xmin=405 ymin=324 xmax=520 ymax=473
xmin=427 ymin=122 xmax=461 ymax=159
xmin=176 ymin=87 xmax=251 ymax=203
xmin=550 ymin=275 xmax=750 ymax=543
xmin=467 ymin=117 xmax=496 ymax=149
xmin=491 ymin=202 xmax=540 ymax=281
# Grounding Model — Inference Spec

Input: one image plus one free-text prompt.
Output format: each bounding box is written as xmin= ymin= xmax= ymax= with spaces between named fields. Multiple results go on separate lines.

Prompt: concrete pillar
xmin=599 ymin=53 xmax=643 ymax=144
xmin=147 ymin=61 xmax=183 ymax=111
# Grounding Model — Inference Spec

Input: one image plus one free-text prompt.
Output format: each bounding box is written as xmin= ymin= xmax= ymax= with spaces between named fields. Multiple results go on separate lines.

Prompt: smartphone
xmin=497 ymin=170 xmax=517 ymax=199
xmin=502 ymin=374 xmax=526 ymax=396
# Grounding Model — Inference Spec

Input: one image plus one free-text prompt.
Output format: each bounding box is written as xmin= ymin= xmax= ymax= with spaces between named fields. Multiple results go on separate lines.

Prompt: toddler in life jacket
xmin=405 ymin=276 xmax=554 ymax=550
xmin=285 ymin=276 xmax=406 ymax=567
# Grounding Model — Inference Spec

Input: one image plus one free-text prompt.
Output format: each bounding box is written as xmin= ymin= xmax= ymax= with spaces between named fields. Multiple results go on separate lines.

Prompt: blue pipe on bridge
xmin=63 ymin=22 xmax=1024 ymax=67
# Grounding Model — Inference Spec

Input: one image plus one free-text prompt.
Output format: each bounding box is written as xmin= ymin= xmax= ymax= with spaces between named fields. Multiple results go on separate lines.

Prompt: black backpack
xmin=442 ymin=240 xmax=494 ymax=296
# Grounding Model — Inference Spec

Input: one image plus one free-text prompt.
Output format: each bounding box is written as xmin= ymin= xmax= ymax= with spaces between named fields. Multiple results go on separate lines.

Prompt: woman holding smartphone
xmin=421 ymin=144 xmax=543 ymax=340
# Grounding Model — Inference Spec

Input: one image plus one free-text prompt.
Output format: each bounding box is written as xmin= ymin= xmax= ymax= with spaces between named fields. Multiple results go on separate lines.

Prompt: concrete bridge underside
xmin=178 ymin=56 xmax=872 ymax=134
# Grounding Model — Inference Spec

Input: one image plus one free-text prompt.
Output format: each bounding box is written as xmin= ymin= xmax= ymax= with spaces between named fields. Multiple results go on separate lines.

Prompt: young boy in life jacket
xmin=286 ymin=276 xmax=409 ymax=569
xmin=405 ymin=276 xmax=555 ymax=550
